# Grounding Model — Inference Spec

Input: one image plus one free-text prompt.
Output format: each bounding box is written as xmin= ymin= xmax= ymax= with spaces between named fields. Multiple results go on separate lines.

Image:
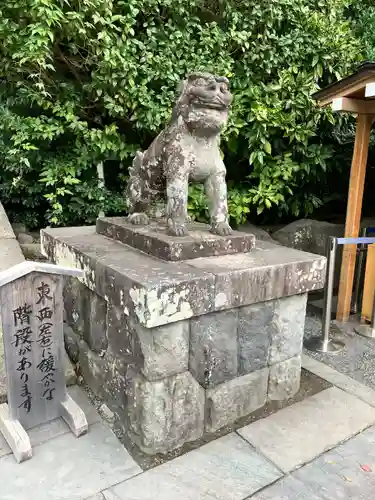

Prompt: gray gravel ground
xmin=304 ymin=311 xmax=375 ymax=390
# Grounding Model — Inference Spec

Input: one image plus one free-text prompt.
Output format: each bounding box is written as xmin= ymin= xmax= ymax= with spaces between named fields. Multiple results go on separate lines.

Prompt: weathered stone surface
xmin=76 ymin=337 xmax=129 ymax=420
xmin=64 ymin=324 xmax=80 ymax=364
xmin=0 ymin=238 xmax=25 ymax=271
xmin=240 ymin=222 xmax=276 ymax=243
xmin=189 ymin=239 xmax=326 ymax=310
xmin=238 ymin=387 xmax=375 ymax=473
xmin=106 ymin=434 xmax=281 ymax=500
xmin=64 ymin=277 xmax=108 ymax=354
xmin=86 ymin=292 xmax=108 ymax=354
xmin=273 ymin=219 xmax=344 ymax=288
xmin=17 ymin=232 xmax=34 ymax=244
xmin=238 ymin=302 xmax=274 ymax=374
xmin=205 ymin=368 xmax=268 ymax=432
xmin=126 ymin=73 xmax=233 ymax=238
xmin=63 ymin=350 xmax=77 ymax=386
xmin=269 ymin=294 xmax=307 ymax=364
xmin=0 ymin=421 xmax=141 ymax=500
xmin=0 ymin=204 xmax=17 ymax=240
xmin=272 ymin=219 xmax=344 ymax=253
xmin=42 ymin=227 xmax=216 ymax=328
xmin=126 ymin=371 xmax=205 ymax=454
xmin=105 ymin=305 xmax=143 ymax=366
xmin=63 ymin=275 xmax=88 ymax=335
xmin=20 ymin=243 xmax=46 ymax=261
xmin=42 ymin=227 xmax=325 ymax=327
xmin=135 ymin=320 xmax=189 ymax=381
xmin=268 ymin=355 xmax=302 ymax=401
xmin=97 ymin=217 xmax=255 ymax=261
xmin=11 ymin=222 xmax=27 ymax=237
xmin=189 ymin=309 xmax=238 ymax=387
xmin=292 ymin=425 xmax=375 ymax=500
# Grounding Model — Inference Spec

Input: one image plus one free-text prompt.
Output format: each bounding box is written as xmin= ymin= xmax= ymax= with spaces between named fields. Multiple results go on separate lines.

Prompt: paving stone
xmin=126 ymin=371 xmax=205 ymax=454
xmin=84 ymin=495 xmax=105 ymax=500
xmin=238 ymin=387 xmax=375 ymax=473
xmin=268 ymin=355 xmax=301 ymax=401
xmin=293 ymin=425 xmax=375 ymax=500
xmin=205 ymin=368 xmax=269 ymax=432
xmin=189 ymin=309 xmax=238 ymax=387
xmin=269 ymin=294 xmax=307 ymax=364
xmin=0 ymin=386 xmax=100 ymax=459
xmin=104 ymin=433 xmax=281 ymax=500
xmin=302 ymin=353 xmax=375 ymax=408
xmin=251 ymin=424 xmax=375 ymax=499
xmin=0 ymin=421 xmax=141 ymax=500
xmin=135 ymin=320 xmax=189 ymax=381
xmin=248 ymin=475 xmax=322 ymax=499
xmin=238 ymin=302 xmax=274 ymax=374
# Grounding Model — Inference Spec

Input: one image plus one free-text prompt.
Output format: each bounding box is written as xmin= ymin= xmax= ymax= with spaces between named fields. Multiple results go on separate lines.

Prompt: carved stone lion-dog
xmin=126 ymin=72 xmax=233 ymax=237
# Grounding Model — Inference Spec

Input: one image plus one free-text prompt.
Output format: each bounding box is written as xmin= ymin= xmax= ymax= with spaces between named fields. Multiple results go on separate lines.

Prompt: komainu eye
xmin=220 ymin=83 xmax=228 ymax=92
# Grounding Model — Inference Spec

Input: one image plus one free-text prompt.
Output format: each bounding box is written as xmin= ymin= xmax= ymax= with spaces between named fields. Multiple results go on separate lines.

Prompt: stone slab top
xmin=96 ymin=217 xmax=256 ymax=262
xmin=41 ymin=226 xmax=326 ymax=328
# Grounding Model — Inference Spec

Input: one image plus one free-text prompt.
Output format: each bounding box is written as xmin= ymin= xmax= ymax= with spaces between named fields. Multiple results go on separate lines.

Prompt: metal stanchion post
xmin=304 ymin=236 xmax=345 ymax=353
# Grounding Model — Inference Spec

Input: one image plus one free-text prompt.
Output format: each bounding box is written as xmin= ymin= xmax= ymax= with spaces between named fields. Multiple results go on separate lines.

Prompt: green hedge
xmin=0 ymin=0 xmax=362 ymax=228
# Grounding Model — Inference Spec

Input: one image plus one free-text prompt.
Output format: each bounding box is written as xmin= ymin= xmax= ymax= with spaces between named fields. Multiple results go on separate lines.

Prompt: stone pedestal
xmin=41 ymin=217 xmax=326 ymax=455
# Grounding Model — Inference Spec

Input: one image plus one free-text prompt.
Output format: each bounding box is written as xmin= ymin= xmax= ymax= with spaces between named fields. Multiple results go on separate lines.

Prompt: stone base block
xmin=268 ymin=356 xmax=302 ymax=401
xmin=41 ymin=225 xmax=326 ymax=454
xmin=206 ymin=368 xmax=269 ymax=432
xmin=126 ymin=371 xmax=205 ymax=454
xmin=96 ymin=217 xmax=255 ymax=262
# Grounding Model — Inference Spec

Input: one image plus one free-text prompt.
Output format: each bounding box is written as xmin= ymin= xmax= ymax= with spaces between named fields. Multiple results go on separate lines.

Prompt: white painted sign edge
xmin=0 ymin=261 xmax=84 ymax=288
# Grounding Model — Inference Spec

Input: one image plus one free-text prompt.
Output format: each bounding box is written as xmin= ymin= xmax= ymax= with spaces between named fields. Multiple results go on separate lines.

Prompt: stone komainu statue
xmin=126 ymin=72 xmax=233 ymax=237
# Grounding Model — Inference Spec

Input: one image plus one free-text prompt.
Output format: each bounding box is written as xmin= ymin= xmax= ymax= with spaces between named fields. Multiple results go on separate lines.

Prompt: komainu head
xmin=173 ymin=72 xmax=233 ymax=135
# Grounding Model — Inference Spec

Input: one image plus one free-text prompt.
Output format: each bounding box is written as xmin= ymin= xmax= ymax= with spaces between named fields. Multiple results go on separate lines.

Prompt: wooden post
xmin=336 ymin=114 xmax=374 ymax=322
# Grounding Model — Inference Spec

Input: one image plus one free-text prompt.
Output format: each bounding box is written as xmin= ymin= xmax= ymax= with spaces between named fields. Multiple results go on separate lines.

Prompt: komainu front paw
xmin=211 ymin=221 xmax=232 ymax=236
xmin=128 ymin=213 xmax=149 ymax=225
xmin=168 ymin=219 xmax=189 ymax=237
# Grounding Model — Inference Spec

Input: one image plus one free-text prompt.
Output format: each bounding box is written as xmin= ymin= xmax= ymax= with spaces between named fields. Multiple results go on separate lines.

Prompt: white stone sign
xmin=0 ymin=261 xmax=88 ymax=463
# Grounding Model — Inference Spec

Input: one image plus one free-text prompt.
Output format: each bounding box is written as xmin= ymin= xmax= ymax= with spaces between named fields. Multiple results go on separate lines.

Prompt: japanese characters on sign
xmin=13 ymin=304 xmax=33 ymax=414
xmin=2 ymin=272 xmax=66 ymax=429
xmin=35 ymin=281 xmax=56 ymax=404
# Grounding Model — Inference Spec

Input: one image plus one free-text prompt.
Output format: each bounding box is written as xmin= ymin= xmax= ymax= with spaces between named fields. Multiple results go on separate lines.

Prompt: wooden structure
xmin=313 ymin=62 xmax=375 ymax=323
xmin=0 ymin=261 xmax=88 ymax=463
